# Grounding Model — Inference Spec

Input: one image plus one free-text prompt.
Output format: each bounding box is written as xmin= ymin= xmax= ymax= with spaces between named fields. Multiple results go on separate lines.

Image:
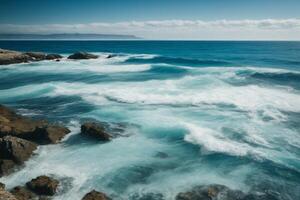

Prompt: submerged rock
xmin=0 ymin=104 xmax=70 ymax=144
xmin=82 ymin=190 xmax=111 ymax=200
xmin=176 ymin=184 xmax=245 ymax=200
xmin=81 ymin=122 xmax=111 ymax=141
xmin=68 ymin=52 xmax=98 ymax=59
xmin=0 ymin=136 xmax=37 ymax=164
xmin=10 ymin=186 xmax=37 ymax=200
xmin=26 ymin=176 xmax=59 ymax=196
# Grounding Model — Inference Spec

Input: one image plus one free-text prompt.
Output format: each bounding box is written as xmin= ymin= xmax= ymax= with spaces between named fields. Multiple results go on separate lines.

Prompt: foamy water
xmin=0 ymin=41 xmax=300 ymax=200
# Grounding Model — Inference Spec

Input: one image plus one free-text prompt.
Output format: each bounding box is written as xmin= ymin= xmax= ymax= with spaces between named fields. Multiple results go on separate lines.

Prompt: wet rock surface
xmin=68 ymin=52 xmax=98 ymax=59
xmin=0 ymin=136 xmax=37 ymax=164
xmin=0 ymin=104 xmax=70 ymax=145
xmin=26 ymin=176 xmax=59 ymax=196
xmin=81 ymin=122 xmax=112 ymax=141
xmin=0 ymin=104 xmax=70 ymax=177
xmin=82 ymin=190 xmax=111 ymax=200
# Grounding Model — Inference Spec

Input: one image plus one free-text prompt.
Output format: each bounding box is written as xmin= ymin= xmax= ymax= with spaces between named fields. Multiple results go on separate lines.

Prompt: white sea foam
xmin=183 ymin=123 xmax=261 ymax=157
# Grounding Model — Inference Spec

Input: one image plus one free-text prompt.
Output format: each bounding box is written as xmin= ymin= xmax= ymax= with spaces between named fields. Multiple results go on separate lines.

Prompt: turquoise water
xmin=0 ymin=41 xmax=300 ymax=199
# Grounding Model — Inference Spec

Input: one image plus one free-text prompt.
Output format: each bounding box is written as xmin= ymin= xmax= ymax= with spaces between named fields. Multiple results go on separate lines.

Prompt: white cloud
xmin=1 ymin=19 xmax=300 ymax=40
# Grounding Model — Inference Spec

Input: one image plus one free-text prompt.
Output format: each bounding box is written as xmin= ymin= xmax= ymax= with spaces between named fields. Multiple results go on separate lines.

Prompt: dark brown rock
xmin=68 ymin=52 xmax=98 ymax=60
xmin=0 ymin=104 xmax=70 ymax=145
xmin=10 ymin=186 xmax=36 ymax=200
xmin=0 ymin=136 xmax=37 ymax=164
xmin=26 ymin=176 xmax=59 ymax=196
xmin=82 ymin=190 xmax=111 ymax=200
xmin=0 ymin=183 xmax=4 ymax=190
xmin=45 ymin=54 xmax=63 ymax=60
xmin=81 ymin=122 xmax=111 ymax=141
xmin=32 ymin=125 xmax=71 ymax=145
xmin=0 ymin=159 xmax=16 ymax=176
xmin=0 ymin=49 xmax=30 ymax=65
xmin=0 ymin=188 xmax=17 ymax=200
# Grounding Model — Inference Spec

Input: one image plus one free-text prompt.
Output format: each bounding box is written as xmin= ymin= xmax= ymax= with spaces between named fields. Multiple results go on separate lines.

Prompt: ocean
xmin=0 ymin=41 xmax=299 ymax=199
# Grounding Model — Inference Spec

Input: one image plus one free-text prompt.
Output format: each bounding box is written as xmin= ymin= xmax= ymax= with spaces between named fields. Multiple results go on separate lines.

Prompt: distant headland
xmin=0 ymin=33 xmax=140 ymax=40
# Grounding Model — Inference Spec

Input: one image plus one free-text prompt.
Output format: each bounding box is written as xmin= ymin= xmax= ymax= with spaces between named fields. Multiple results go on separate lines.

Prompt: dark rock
xmin=0 ymin=183 xmax=4 ymax=190
xmin=26 ymin=176 xmax=59 ymax=196
xmin=10 ymin=186 xmax=36 ymax=200
xmin=45 ymin=54 xmax=63 ymax=60
xmin=32 ymin=125 xmax=71 ymax=145
xmin=106 ymin=54 xmax=116 ymax=59
xmin=68 ymin=52 xmax=98 ymax=60
xmin=82 ymin=190 xmax=111 ymax=200
xmin=0 ymin=159 xmax=16 ymax=176
xmin=0 ymin=136 xmax=37 ymax=164
xmin=55 ymin=59 xmax=60 ymax=62
xmin=176 ymin=184 xmax=245 ymax=200
xmin=24 ymin=52 xmax=46 ymax=61
xmin=0 ymin=104 xmax=70 ymax=145
xmin=81 ymin=122 xmax=111 ymax=141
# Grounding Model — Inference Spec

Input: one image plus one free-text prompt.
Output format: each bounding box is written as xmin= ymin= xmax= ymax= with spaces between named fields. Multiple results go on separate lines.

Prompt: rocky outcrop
xmin=0 ymin=104 xmax=70 ymax=144
xmin=10 ymin=186 xmax=36 ymax=200
xmin=68 ymin=52 xmax=98 ymax=60
xmin=0 ymin=136 xmax=37 ymax=176
xmin=0 ymin=49 xmax=30 ymax=65
xmin=0 ymin=136 xmax=37 ymax=164
xmin=81 ymin=122 xmax=111 ymax=141
xmin=24 ymin=52 xmax=46 ymax=61
xmin=45 ymin=53 xmax=62 ymax=60
xmin=82 ymin=190 xmax=111 ymax=200
xmin=0 ymin=104 xmax=70 ymax=177
xmin=0 ymin=49 xmax=63 ymax=65
xmin=26 ymin=176 xmax=59 ymax=196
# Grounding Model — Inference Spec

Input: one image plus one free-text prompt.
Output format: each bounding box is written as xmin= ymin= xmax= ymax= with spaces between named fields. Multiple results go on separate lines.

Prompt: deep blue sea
xmin=0 ymin=41 xmax=300 ymax=200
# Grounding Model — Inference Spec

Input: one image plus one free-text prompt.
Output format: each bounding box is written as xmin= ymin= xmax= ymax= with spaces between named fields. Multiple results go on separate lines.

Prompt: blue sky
xmin=1 ymin=0 xmax=300 ymax=40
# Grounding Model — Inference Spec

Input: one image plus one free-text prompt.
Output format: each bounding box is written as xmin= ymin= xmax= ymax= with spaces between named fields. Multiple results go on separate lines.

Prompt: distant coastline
xmin=0 ymin=33 xmax=140 ymax=40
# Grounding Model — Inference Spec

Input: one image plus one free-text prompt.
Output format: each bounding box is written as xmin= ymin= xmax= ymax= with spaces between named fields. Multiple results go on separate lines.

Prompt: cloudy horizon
xmin=1 ymin=18 xmax=300 ymax=40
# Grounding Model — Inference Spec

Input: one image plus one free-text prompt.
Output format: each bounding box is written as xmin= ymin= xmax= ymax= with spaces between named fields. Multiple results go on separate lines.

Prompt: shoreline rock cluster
xmin=0 ymin=104 xmax=112 ymax=199
xmin=0 ymin=48 xmax=104 ymax=65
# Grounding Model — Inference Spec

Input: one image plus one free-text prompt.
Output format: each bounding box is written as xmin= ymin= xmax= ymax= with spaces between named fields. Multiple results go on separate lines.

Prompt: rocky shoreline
xmin=0 ymin=48 xmax=105 ymax=65
xmin=0 ymin=104 xmax=112 ymax=200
